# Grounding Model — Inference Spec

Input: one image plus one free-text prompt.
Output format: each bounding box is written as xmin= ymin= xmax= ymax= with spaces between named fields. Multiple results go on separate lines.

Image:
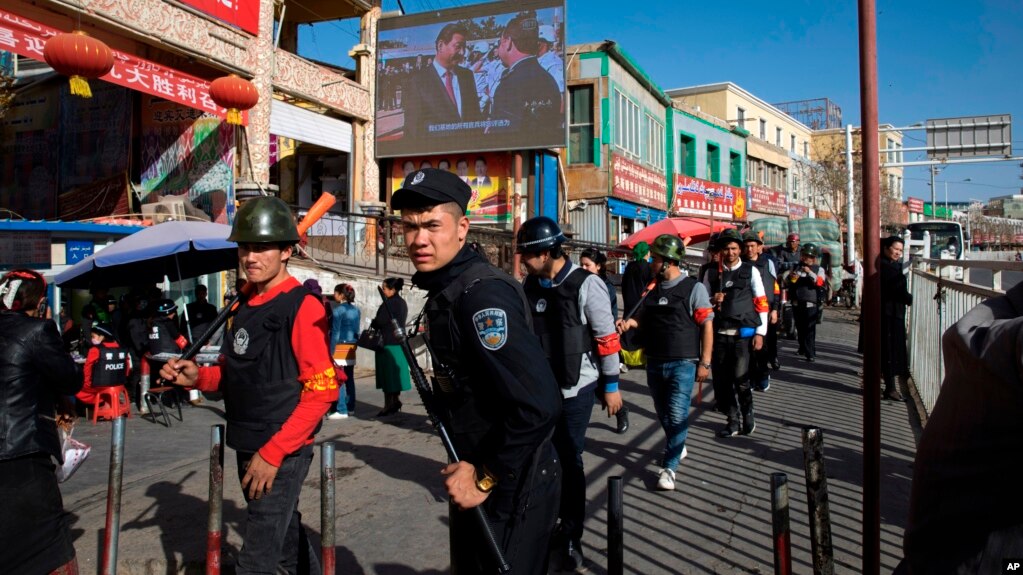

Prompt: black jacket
xmin=371 ymin=295 xmax=408 ymax=347
xmin=881 ymin=257 xmax=913 ymax=320
xmin=0 ymin=311 xmax=81 ymax=462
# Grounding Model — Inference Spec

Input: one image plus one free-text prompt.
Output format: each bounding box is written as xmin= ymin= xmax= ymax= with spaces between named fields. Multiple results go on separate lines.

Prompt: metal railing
xmin=906 ymin=258 xmax=1020 ymax=414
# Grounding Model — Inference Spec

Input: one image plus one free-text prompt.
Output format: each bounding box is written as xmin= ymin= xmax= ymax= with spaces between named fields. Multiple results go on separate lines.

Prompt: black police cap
xmin=391 ymin=168 xmax=471 ymax=214
xmin=91 ymin=322 xmax=116 ymax=339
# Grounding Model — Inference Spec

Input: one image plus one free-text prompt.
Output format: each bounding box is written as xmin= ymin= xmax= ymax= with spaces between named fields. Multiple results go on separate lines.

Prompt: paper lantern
xmin=43 ymin=30 xmax=114 ymax=98
xmin=209 ymin=74 xmax=259 ymax=125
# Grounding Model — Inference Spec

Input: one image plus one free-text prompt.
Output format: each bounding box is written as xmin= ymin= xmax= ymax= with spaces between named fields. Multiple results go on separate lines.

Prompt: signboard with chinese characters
xmin=178 ymin=0 xmax=259 ymax=35
xmin=0 ymin=232 xmax=50 ymax=270
xmin=748 ymin=184 xmax=787 ymax=216
xmin=673 ymin=175 xmax=746 ymax=220
xmin=907 ymin=197 xmax=924 ymax=214
xmin=788 ymin=203 xmax=810 ymax=220
xmin=65 ymin=240 xmax=94 ymax=265
xmin=0 ymin=8 xmax=243 ymax=124
xmin=611 ymin=154 xmax=667 ymax=212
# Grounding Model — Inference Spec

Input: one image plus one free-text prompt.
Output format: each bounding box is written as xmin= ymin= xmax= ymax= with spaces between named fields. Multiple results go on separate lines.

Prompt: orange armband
xmin=595 ymin=333 xmax=621 ymax=356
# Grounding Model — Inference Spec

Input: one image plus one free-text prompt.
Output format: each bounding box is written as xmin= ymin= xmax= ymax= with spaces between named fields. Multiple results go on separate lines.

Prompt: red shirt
xmin=195 ymin=276 xmax=340 ymax=466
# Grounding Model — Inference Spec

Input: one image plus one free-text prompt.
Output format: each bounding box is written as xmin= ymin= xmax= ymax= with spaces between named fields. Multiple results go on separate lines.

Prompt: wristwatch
xmin=699 ymin=361 xmax=712 ymax=370
xmin=475 ymin=466 xmax=498 ymax=493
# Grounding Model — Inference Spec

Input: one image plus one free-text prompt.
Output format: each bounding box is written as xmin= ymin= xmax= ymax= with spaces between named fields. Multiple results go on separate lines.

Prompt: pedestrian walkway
xmin=61 ymin=308 xmax=916 ymax=574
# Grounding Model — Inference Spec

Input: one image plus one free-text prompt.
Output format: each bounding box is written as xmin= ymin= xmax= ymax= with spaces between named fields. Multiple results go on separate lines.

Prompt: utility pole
xmin=846 ymin=124 xmax=855 ymax=263
xmin=929 ymin=165 xmax=938 ymax=219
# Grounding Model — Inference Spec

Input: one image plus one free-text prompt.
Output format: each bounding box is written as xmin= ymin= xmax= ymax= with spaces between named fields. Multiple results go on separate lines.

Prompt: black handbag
xmin=357 ymin=328 xmax=384 ymax=351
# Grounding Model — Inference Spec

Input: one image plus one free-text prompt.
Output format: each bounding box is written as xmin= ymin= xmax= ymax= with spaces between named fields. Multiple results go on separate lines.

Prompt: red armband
xmin=175 ymin=335 xmax=189 ymax=350
xmin=595 ymin=333 xmax=621 ymax=356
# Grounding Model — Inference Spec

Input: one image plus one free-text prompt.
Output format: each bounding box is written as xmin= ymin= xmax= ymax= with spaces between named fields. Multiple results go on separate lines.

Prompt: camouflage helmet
xmin=714 ymin=228 xmax=744 ymax=250
xmin=801 ymin=243 xmax=820 ymax=258
xmin=650 ymin=234 xmax=685 ymax=263
xmin=228 ymin=196 xmax=300 ymax=244
xmin=742 ymin=230 xmax=763 ymax=244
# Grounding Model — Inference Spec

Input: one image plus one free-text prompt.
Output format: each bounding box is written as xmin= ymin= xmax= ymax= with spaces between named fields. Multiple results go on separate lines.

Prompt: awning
xmin=270 ymin=100 xmax=352 ymax=153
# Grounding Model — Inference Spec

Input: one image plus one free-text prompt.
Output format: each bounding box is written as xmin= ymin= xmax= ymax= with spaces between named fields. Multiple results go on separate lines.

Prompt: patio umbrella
xmin=55 ymin=221 xmax=238 ymax=289
xmin=617 ymin=217 xmax=735 ymax=250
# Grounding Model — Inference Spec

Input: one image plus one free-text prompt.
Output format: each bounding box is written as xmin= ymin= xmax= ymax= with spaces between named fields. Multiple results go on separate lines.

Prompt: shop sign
xmin=0 ymin=232 xmax=50 ymax=270
xmin=178 ymin=0 xmax=259 ymax=35
xmin=65 ymin=240 xmax=94 ymax=264
xmin=611 ymin=154 xmax=667 ymax=212
xmin=788 ymin=203 xmax=810 ymax=219
xmin=907 ymin=197 xmax=924 ymax=214
xmin=748 ymin=184 xmax=787 ymax=216
xmin=673 ymin=175 xmax=746 ymax=220
xmin=0 ymin=9 xmax=244 ymax=124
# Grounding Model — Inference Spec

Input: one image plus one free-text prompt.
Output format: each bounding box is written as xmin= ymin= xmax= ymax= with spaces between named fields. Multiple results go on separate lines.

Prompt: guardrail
xmin=906 ymin=258 xmax=1020 ymax=415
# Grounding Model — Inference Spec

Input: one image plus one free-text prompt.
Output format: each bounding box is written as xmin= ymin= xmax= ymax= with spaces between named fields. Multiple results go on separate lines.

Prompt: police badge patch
xmin=473 ymin=308 xmax=508 ymax=351
xmin=233 ymin=328 xmax=250 ymax=355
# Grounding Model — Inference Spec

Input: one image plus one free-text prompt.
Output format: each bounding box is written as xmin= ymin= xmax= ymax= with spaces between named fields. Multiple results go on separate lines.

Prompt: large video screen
xmin=375 ymin=0 xmax=566 ymax=158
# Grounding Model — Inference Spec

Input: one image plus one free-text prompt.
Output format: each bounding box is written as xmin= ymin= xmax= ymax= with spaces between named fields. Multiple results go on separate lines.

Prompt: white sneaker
xmin=656 ymin=468 xmax=676 ymax=491
xmin=326 ymin=412 xmax=349 ymax=420
xmin=619 ymin=363 xmax=629 ymax=373
xmin=681 ymin=446 xmax=688 ymax=460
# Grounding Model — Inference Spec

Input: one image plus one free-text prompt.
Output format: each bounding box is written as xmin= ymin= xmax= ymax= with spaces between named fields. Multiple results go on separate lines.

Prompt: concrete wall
xmin=671 ymin=108 xmax=745 ymax=183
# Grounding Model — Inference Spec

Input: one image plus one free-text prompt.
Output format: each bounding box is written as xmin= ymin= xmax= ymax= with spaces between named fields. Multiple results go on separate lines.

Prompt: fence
xmin=906 ymin=258 xmax=1020 ymax=415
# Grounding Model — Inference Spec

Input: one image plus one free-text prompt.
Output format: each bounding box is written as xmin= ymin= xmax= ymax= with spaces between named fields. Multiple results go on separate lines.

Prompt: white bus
xmin=906 ymin=220 xmax=966 ymax=261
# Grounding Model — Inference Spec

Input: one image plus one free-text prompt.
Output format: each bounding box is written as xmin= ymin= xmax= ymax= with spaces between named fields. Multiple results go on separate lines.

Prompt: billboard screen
xmin=376 ymin=0 xmax=566 ymax=158
xmin=391 ymin=154 xmax=510 ymax=223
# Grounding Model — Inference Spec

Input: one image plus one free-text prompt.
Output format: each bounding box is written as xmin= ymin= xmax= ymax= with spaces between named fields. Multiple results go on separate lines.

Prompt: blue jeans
xmin=235 ymin=445 xmax=320 ymax=574
xmin=551 ymin=387 xmax=595 ymax=542
xmin=646 ymin=359 xmax=697 ymax=471
xmin=330 ymin=364 xmax=356 ymax=415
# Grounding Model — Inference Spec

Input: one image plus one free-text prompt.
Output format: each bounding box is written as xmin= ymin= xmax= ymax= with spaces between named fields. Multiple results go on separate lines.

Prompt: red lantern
xmin=43 ymin=30 xmax=114 ymax=98
xmin=209 ymin=74 xmax=259 ymax=125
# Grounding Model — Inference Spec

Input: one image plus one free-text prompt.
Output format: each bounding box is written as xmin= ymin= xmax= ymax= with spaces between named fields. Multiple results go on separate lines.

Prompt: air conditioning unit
xmin=141 ymin=195 xmax=211 ymax=224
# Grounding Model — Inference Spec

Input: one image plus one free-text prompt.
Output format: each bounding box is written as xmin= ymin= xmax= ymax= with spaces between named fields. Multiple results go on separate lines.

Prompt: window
xmin=803 ymin=141 xmax=809 ymax=158
xmin=614 ymin=89 xmax=641 ymax=158
xmin=747 ymin=157 xmax=756 ymax=184
xmin=646 ymin=115 xmax=665 ymax=170
xmin=729 ymin=151 xmax=742 ymax=187
xmin=776 ymin=127 xmax=783 ymax=147
xmin=679 ymin=133 xmax=696 ymax=177
xmin=793 ymin=175 xmax=800 ymax=200
xmin=737 ymin=107 xmax=746 ymax=124
xmin=568 ymin=85 xmax=594 ymax=164
xmin=791 ymin=135 xmax=796 ymax=153
xmin=707 ymin=142 xmax=720 ymax=182
xmin=759 ymin=119 xmax=766 ymax=140
xmin=759 ymin=161 xmax=767 ymax=185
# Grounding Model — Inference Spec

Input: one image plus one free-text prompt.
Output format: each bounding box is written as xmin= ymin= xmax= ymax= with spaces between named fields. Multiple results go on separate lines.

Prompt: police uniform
xmin=772 ymin=239 xmax=801 ymax=338
xmin=787 ymin=246 xmax=826 ymax=362
xmin=393 ymin=169 xmax=562 ymax=575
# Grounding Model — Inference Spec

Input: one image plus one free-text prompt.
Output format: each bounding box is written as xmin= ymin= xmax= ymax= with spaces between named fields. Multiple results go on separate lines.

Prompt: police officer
xmin=183 ymin=284 xmax=217 ymax=342
xmin=772 ymin=233 xmax=801 ymax=339
xmin=616 ymin=234 xmax=714 ymax=491
xmin=742 ymin=231 xmax=780 ymax=391
xmin=75 ymin=323 xmax=130 ymax=406
xmin=517 ymin=216 xmax=623 ymax=571
xmin=787 ymin=243 xmax=827 ymax=362
xmin=160 ymin=196 xmax=339 ymax=573
xmin=697 ymin=232 xmax=721 ymax=283
xmin=391 ymin=168 xmax=561 ymax=574
xmin=703 ymin=229 xmax=769 ymax=438
xmin=143 ymin=299 xmax=187 ymax=403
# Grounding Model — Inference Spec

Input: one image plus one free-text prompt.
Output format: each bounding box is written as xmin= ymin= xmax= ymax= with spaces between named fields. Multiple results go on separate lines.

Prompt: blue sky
xmin=299 ymin=0 xmax=1023 ymax=203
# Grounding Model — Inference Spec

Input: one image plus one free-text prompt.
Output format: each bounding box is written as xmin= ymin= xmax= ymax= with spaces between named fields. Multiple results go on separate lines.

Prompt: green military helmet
xmin=650 ymin=234 xmax=685 ymax=262
xmin=742 ymin=230 xmax=763 ymax=244
xmin=715 ymin=228 xmax=744 ymax=250
xmin=801 ymin=243 xmax=820 ymax=258
xmin=228 ymin=196 xmax=300 ymax=244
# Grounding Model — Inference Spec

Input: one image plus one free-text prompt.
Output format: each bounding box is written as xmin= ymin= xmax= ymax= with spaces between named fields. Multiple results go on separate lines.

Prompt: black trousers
xmin=765 ymin=316 xmax=779 ymax=364
xmin=793 ymin=302 xmax=820 ymax=359
xmin=711 ymin=333 xmax=754 ymax=423
xmin=0 ymin=454 xmax=77 ymax=575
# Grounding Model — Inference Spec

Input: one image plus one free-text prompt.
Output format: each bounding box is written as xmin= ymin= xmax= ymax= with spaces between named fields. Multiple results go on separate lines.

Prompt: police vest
xmin=92 ymin=344 xmax=128 ymax=387
xmin=423 ymin=260 xmax=531 ymax=463
xmin=522 ymin=267 xmax=591 ymax=389
xmin=791 ymin=264 xmax=824 ymax=303
xmin=147 ymin=317 xmax=180 ymax=355
xmin=749 ymin=257 xmax=778 ymax=307
xmin=706 ymin=262 xmax=761 ymax=330
xmin=639 ymin=277 xmax=700 ymax=360
xmin=221 ymin=286 xmax=321 ymax=453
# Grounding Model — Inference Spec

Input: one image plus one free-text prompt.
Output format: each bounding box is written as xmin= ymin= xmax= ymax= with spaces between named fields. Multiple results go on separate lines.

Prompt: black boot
xmin=717 ymin=409 xmax=740 ymax=438
xmin=615 ymin=406 xmax=630 ymax=434
xmin=883 ymin=377 xmax=905 ymax=402
xmin=741 ymin=407 xmax=756 ymax=436
xmin=562 ymin=539 xmax=584 ymax=572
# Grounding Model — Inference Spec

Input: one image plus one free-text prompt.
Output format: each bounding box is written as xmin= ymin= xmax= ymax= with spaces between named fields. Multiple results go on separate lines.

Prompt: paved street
xmin=62 ymin=307 xmax=916 ymax=574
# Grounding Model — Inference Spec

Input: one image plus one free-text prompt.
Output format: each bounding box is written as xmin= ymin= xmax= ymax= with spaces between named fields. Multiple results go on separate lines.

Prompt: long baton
xmin=156 ymin=193 xmax=337 ymax=384
xmin=377 ymin=287 xmax=512 ymax=574
xmin=622 ymin=278 xmax=657 ymax=323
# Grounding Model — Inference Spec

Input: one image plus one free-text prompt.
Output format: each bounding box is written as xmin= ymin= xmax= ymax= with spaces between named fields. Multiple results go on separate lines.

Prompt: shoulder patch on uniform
xmin=472 ymin=308 xmax=508 ymax=351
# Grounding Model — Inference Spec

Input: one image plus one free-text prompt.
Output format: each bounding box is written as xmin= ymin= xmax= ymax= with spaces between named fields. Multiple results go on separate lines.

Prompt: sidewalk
xmin=62 ymin=308 xmax=917 ymax=574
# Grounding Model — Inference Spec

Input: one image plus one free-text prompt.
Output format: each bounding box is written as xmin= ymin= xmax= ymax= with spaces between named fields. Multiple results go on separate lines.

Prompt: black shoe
xmin=717 ymin=426 xmax=740 ymax=438
xmin=806 ymin=356 xmax=815 ymax=363
xmin=741 ymin=410 xmax=756 ymax=435
xmin=770 ymin=360 xmax=781 ymax=371
xmin=797 ymin=346 xmax=806 ymax=356
xmin=377 ymin=400 xmax=403 ymax=417
xmin=562 ymin=539 xmax=584 ymax=572
xmin=615 ymin=407 xmax=630 ymax=434
xmin=883 ymin=389 xmax=905 ymax=402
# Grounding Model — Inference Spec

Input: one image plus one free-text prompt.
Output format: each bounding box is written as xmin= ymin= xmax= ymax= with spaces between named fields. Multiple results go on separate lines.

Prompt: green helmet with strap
xmin=801 ymin=243 xmax=820 ymax=258
xmin=228 ymin=196 xmax=300 ymax=243
xmin=714 ymin=228 xmax=743 ymax=250
xmin=650 ymin=234 xmax=685 ymax=263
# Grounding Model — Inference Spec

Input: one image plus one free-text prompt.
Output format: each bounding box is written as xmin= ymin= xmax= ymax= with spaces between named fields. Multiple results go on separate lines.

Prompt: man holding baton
xmin=160 ymin=196 xmax=339 ymax=574
xmin=393 ymin=168 xmax=561 ymax=574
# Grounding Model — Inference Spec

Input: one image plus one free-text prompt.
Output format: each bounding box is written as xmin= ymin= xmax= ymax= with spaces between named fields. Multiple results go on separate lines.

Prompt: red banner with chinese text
xmin=673 ymin=175 xmax=746 ymax=220
xmin=178 ymin=0 xmax=260 ymax=35
xmin=611 ymin=154 xmax=667 ymax=212
xmin=748 ymin=184 xmax=787 ymax=216
xmin=0 ymin=8 xmax=245 ymax=124
xmin=907 ymin=198 xmax=924 ymax=214
xmin=788 ymin=203 xmax=810 ymax=220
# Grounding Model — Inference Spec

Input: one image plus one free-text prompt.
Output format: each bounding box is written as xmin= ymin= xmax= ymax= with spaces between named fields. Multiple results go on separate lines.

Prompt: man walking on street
xmin=392 ymin=169 xmax=562 ymax=574
xmin=786 ymin=243 xmax=827 ymax=363
xmin=616 ymin=235 xmax=713 ymax=491
xmin=772 ymin=233 xmax=801 ymax=339
xmin=161 ymin=196 xmax=339 ymax=574
xmin=517 ymin=216 xmax=624 ymax=571
xmin=743 ymin=231 xmax=780 ymax=391
xmin=703 ymin=229 xmax=768 ymax=438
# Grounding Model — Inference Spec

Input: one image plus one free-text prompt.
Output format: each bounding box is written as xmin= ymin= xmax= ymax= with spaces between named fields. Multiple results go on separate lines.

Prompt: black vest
xmin=91 ymin=344 xmax=128 ymax=387
xmin=522 ymin=267 xmax=591 ymax=389
xmin=147 ymin=317 xmax=180 ymax=355
xmin=748 ymin=256 xmax=777 ymax=307
xmin=423 ymin=261 xmax=531 ymax=462
xmin=221 ymin=286 xmax=321 ymax=452
xmin=792 ymin=264 xmax=824 ymax=303
xmin=640 ymin=277 xmax=701 ymax=360
xmin=706 ymin=262 xmax=761 ymax=330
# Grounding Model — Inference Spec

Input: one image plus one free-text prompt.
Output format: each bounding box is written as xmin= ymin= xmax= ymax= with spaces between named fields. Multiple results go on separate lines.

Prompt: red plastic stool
xmin=92 ymin=385 xmax=131 ymax=423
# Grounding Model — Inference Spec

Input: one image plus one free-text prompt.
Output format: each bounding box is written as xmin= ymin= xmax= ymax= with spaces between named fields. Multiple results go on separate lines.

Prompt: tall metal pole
xmin=321 ymin=442 xmax=336 ymax=575
xmin=929 ymin=165 xmax=937 ymax=219
xmin=846 ymin=124 xmax=856 ymax=264
xmin=207 ymin=425 xmax=225 ymax=575
xmin=607 ymin=476 xmax=624 ymax=575
xmin=101 ymin=416 xmax=126 ymax=575
xmin=770 ymin=473 xmax=793 ymax=575
xmin=857 ymin=0 xmax=882 ymax=572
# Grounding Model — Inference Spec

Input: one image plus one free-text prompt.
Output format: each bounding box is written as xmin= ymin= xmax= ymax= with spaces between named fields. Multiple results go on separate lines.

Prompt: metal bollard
xmin=801 ymin=427 xmax=835 ymax=575
xmin=607 ymin=476 xmax=624 ymax=575
xmin=770 ymin=473 xmax=792 ymax=575
xmin=101 ymin=416 xmax=126 ymax=575
xmin=207 ymin=425 xmax=225 ymax=575
xmin=138 ymin=359 xmax=150 ymax=414
xmin=321 ymin=442 xmax=336 ymax=575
